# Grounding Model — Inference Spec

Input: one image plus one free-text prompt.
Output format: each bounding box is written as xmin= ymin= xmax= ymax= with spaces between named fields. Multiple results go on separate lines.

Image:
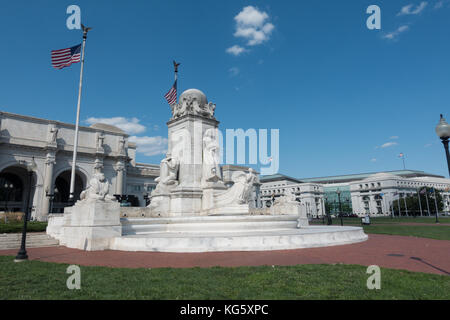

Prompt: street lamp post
xmin=14 ymin=157 xmax=37 ymax=262
xmin=435 ymin=114 xmax=450 ymax=177
xmin=324 ymin=196 xmax=332 ymax=225
xmin=46 ymin=187 xmax=57 ymax=215
xmin=337 ymin=189 xmax=343 ymax=226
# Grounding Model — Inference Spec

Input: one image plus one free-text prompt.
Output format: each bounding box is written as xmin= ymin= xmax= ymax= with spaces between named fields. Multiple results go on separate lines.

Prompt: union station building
xmin=0 ymin=111 xmax=158 ymax=221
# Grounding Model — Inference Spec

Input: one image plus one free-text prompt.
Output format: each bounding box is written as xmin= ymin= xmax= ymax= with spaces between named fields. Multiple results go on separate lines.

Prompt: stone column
xmin=167 ymin=114 xmax=219 ymax=216
xmin=115 ymin=160 xmax=125 ymax=196
xmin=370 ymin=195 xmax=377 ymax=215
xmin=40 ymin=153 xmax=56 ymax=219
xmin=321 ymin=198 xmax=325 ymax=217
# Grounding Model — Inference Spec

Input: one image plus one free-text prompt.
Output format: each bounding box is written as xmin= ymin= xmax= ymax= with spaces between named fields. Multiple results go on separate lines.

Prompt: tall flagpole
xmin=417 ymin=188 xmax=423 ymax=216
xmin=433 ymin=188 xmax=439 ymax=223
xmin=403 ymin=194 xmax=408 ymax=216
xmin=173 ymin=60 xmax=180 ymax=102
xmin=69 ymin=24 xmax=92 ymax=202
xmin=425 ymin=190 xmax=431 ymax=216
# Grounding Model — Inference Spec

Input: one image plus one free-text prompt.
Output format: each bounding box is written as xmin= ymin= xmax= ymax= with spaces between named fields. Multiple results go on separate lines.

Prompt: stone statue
xmin=80 ymin=172 xmax=115 ymax=201
xmin=49 ymin=126 xmax=58 ymax=144
xmin=202 ymin=129 xmax=222 ymax=185
xmin=213 ymin=169 xmax=257 ymax=207
xmin=152 ymin=153 xmax=179 ymax=194
xmin=274 ymin=188 xmax=297 ymax=205
xmin=171 ymin=89 xmax=216 ymax=120
xmin=96 ymin=132 xmax=105 ymax=149
xmin=205 ymin=102 xmax=216 ymax=118
xmin=118 ymin=137 xmax=126 ymax=155
xmin=238 ymin=168 xmax=257 ymax=204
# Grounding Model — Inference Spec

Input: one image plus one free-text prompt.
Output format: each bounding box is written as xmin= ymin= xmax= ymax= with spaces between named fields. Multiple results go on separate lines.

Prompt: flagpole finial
xmin=173 ymin=60 xmax=180 ymax=73
xmin=81 ymin=24 xmax=92 ymax=38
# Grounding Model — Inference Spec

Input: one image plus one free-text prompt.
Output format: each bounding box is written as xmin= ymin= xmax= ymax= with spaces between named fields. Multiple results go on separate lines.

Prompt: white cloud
xmin=233 ymin=6 xmax=274 ymax=46
xmin=380 ymin=142 xmax=398 ymax=148
xmin=389 ymin=136 xmax=399 ymax=140
xmin=371 ymin=158 xmax=377 ymax=162
xmin=424 ymin=143 xmax=433 ymax=147
xmin=229 ymin=67 xmax=240 ymax=77
xmin=226 ymin=45 xmax=246 ymax=56
xmin=85 ymin=117 xmax=146 ymax=135
xmin=128 ymin=136 xmax=168 ymax=156
xmin=382 ymin=25 xmax=409 ymax=40
xmin=235 ymin=6 xmax=269 ymax=27
xmin=397 ymin=2 xmax=428 ymax=16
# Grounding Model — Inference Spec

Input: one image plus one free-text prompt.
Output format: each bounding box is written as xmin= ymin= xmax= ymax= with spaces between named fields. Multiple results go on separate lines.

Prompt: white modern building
xmin=260 ymin=170 xmax=450 ymax=217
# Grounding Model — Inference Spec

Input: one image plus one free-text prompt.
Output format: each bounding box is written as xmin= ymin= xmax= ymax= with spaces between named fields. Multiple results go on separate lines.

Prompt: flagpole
xmin=425 ymin=190 xmax=431 ymax=217
xmin=433 ymin=188 xmax=439 ymax=223
xmin=417 ymin=188 xmax=423 ymax=216
xmin=174 ymin=60 xmax=180 ymax=102
xmin=403 ymin=194 xmax=408 ymax=216
xmin=69 ymin=25 xmax=91 ymax=202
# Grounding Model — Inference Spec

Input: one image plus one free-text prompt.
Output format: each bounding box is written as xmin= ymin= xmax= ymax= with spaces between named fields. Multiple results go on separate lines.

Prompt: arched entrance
xmin=0 ymin=166 xmax=36 ymax=217
xmin=52 ymin=170 xmax=85 ymax=213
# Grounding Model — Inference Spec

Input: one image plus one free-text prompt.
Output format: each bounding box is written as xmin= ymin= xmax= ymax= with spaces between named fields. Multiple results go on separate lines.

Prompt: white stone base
xmin=59 ymin=225 xmax=122 ymax=251
xmin=47 ymin=199 xmax=121 ymax=251
xmin=111 ymin=226 xmax=368 ymax=252
xmin=46 ymin=214 xmax=65 ymax=240
xmin=115 ymin=214 xmax=367 ymax=252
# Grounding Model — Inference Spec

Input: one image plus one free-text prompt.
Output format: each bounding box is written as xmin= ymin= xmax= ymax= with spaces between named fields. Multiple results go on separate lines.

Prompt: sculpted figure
xmin=238 ymin=168 xmax=257 ymax=204
xmin=202 ymin=129 xmax=222 ymax=185
xmin=172 ymin=103 xmax=181 ymax=118
xmin=118 ymin=137 xmax=126 ymax=154
xmin=274 ymin=188 xmax=297 ymax=206
xmin=80 ymin=172 xmax=115 ymax=201
xmin=96 ymin=132 xmax=105 ymax=149
xmin=49 ymin=126 xmax=58 ymax=143
xmin=214 ymin=169 xmax=256 ymax=206
xmin=205 ymin=102 xmax=216 ymax=118
xmin=152 ymin=153 xmax=179 ymax=194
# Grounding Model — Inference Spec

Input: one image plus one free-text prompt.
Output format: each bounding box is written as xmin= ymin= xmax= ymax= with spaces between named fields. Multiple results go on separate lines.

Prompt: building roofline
xmin=261 ymin=170 xmax=445 ymax=184
xmin=0 ymin=111 xmax=129 ymax=137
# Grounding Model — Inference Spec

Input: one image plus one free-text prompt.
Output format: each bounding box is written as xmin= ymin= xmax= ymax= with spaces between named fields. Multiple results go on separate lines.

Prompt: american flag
xmin=164 ymin=80 xmax=177 ymax=105
xmin=51 ymin=44 xmax=81 ymax=70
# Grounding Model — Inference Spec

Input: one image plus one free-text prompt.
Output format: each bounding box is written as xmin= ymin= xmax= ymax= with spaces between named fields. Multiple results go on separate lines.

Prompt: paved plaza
xmin=1 ymin=234 xmax=449 ymax=275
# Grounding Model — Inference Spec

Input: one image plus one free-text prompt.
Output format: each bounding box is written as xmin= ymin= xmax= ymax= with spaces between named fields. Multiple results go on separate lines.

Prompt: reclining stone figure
xmin=80 ymin=172 xmax=115 ymax=201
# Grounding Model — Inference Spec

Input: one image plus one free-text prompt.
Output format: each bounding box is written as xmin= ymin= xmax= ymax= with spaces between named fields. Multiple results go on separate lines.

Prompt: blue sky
xmin=1 ymin=0 xmax=450 ymax=178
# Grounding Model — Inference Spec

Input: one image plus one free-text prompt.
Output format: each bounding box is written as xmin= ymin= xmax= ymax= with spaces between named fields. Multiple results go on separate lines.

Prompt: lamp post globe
xmin=435 ymin=114 xmax=450 ymax=177
xmin=15 ymin=157 xmax=37 ymax=262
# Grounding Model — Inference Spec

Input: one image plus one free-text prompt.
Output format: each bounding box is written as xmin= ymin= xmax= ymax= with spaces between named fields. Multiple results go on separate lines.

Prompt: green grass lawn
xmin=362 ymin=225 xmax=450 ymax=240
xmin=311 ymin=216 xmax=450 ymax=226
xmin=0 ymin=221 xmax=47 ymax=234
xmin=309 ymin=216 xmax=450 ymax=240
xmin=0 ymin=256 xmax=449 ymax=300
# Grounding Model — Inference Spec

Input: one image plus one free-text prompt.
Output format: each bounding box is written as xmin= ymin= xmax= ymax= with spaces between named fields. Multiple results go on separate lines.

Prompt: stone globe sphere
xmin=179 ymin=89 xmax=208 ymax=106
